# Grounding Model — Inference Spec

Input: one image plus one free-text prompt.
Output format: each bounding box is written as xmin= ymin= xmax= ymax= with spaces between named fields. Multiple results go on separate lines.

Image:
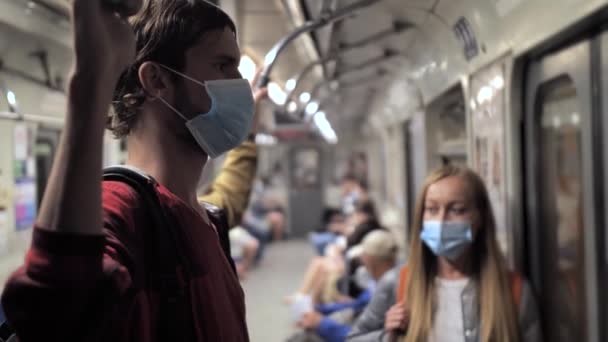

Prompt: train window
xmin=536 ymin=78 xmax=586 ymax=341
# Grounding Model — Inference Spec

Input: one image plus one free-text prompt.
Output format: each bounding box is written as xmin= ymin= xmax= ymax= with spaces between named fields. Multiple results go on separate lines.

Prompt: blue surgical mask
xmin=420 ymin=221 xmax=473 ymax=260
xmin=157 ymin=64 xmax=254 ymax=158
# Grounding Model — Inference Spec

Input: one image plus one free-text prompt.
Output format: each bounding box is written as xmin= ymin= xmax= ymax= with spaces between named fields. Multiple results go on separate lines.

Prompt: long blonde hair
xmin=402 ymin=165 xmax=520 ymax=342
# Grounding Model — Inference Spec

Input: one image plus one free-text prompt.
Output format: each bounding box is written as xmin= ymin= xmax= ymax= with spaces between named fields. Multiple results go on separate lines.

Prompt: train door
xmin=525 ymin=38 xmax=604 ymax=342
xmin=288 ymin=145 xmax=324 ymax=238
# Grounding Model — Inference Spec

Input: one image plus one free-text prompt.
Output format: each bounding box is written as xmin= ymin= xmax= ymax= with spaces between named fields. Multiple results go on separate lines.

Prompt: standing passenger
xmin=385 ymin=166 xmax=541 ymax=342
xmin=1 ymin=0 xmax=265 ymax=341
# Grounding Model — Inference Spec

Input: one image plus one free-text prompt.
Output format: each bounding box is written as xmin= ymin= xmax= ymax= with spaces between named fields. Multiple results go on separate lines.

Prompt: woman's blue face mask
xmin=420 ymin=221 xmax=473 ymax=260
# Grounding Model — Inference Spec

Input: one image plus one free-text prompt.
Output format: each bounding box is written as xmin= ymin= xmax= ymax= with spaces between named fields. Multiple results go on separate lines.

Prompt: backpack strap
xmin=201 ymin=201 xmax=237 ymax=274
xmin=0 ymin=320 xmax=15 ymax=342
xmin=102 ymin=166 xmax=192 ymax=341
xmin=396 ymin=266 xmax=409 ymax=304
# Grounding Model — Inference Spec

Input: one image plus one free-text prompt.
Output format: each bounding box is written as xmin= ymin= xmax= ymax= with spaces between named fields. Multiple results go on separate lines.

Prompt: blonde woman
xmin=384 ymin=165 xmax=540 ymax=342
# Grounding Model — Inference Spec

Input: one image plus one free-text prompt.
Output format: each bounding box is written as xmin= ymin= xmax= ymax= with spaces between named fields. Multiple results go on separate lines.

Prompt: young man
xmin=1 ymin=0 xmax=265 ymax=341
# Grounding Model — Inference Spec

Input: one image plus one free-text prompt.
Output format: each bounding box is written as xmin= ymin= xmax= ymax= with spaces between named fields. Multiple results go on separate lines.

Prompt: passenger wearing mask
xmin=297 ymin=230 xmax=398 ymax=342
xmin=341 ymin=174 xmax=367 ymax=215
xmin=1 ymin=1 xmax=265 ymax=341
xmin=287 ymin=200 xmax=385 ymax=305
xmin=339 ymin=201 xmax=386 ymax=299
xmin=384 ymin=166 xmax=541 ymax=342
xmin=310 ymin=208 xmax=346 ymax=256
xmin=229 ymin=225 xmax=260 ymax=279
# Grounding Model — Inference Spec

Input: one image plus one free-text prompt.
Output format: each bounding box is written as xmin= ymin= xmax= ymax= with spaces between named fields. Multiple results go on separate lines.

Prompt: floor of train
xmin=243 ymin=239 xmax=313 ymax=342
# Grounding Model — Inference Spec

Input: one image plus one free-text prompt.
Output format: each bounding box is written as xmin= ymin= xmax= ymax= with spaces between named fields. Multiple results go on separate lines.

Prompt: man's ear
xmin=138 ymin=62 xmax=173 ymax=99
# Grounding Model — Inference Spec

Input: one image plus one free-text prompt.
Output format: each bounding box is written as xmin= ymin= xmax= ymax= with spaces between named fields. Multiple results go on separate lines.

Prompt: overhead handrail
xmin=297 ymin=68 xmax=388 ymax=120
xmin=282 ymin=20 xmax=411 ymax=111
xmin=257 ymin=0 xmax=383 ymax=88
xmin=279 ymin=68 xmax=386 ymax=122
xmin=296 ymin=49 xmax=399 ymax=113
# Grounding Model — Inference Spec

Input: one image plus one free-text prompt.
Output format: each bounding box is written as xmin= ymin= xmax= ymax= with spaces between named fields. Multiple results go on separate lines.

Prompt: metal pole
xmin=305 ymin=75 xmax=382 ymax=125
xmin=257 ymin=0 xmax=383 ymax=88
xmin=299 ymin=67 xmax=388 ymax=119
xmin=283 ymin=58 xmax=332 ymax=110
xmin=282 ymin=20 xmax=410 ymax=110
xmin=338 ymin=20 xmax=411 ymax=51
xmin=298 ymin=49 xmax=398 ymax=112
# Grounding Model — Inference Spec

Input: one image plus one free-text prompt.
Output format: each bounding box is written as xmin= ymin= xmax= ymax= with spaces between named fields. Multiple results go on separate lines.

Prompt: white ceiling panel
xmin=241 ymin=13 xmax=285 ymax=46
xmin=242 ymin=0 xmax=282 ymax=12
xmin=400 ymin=0 xmax=438 ymax=11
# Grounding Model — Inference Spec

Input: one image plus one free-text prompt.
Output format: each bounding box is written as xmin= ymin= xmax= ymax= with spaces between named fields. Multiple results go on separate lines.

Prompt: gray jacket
xmin=347 ymin=270 xmax=542 ymax=342
xmin=347 ymin=267 xmax=399 ymax=342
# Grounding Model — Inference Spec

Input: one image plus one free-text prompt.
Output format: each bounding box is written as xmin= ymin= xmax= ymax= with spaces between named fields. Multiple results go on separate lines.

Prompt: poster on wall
xmin=0 ymin=168 xmax=9 ymax=253
xmin=469 ymin=62 xmax=510 ymax=258
xmin=14 ymin=123 xmax=37 ymax=231
xmin=14 ymin=178 xmax=36 ymax=231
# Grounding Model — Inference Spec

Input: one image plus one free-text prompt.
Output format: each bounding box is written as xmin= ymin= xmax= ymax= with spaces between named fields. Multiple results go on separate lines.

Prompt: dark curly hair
xmin=109 ymin=0 xmax=236 ymax=138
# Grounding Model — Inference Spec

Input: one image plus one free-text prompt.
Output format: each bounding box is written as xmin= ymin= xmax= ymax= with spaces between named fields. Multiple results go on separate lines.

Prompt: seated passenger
xmin=266 ymin=206 xmax=287 ymax=241
xmin=340 ymin=201 xmax=386 ymax=299
xmin=310 ymin=208 xmax=346 ymax=256
xmin=229 ymin=226 xmax=260 ymax=279
xmin=382 ymin=165 xmax=541 ymax=342
xmin=340 ymin=174 xmax=368 ymax=215
xmin=297 ymin=230 xmax=398 ymax=342
xmin=241 ymin=182 xmax=286 ymax=244
xmin=287 ymin=200 xmax=385 ymax=305
xmin=346 ymin=266 xmax=399 ymax=342
xmin=241 ymin=202 xmax=272 ymax=261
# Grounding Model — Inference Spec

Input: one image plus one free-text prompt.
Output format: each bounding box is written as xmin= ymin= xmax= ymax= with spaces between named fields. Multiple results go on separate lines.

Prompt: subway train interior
xmin=0 ymin=0 xmax=607 ymax=341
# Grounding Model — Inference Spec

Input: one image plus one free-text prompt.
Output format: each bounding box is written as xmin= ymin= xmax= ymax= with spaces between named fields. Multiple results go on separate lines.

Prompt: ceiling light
xmin=476 ymin=86 xmax=493 ymax=104
xmin=490 ymin=75 xmax=504 ymax=90
xmin=571 ymin=112 xmax=580 ymax=125
xmin=268 ymin=82 xmax=287 ymax=105
xmin=313 ymin=112 xmax=338 ymax=144
xmin=287 ymin=101 xmax=298 ymax=113
xmin=238 ymin=55 xmax=257 ymax=82
xmin=286 ymin=79 xmax=296 ymax=91
xmin=306 ymin=101 xmax=319 ymax=115
xmin=553 ymin=116 xmax=561 ymax=128
xmin=299 ymin=92 xmax=311 ymax=103
xmin=7 ymin=91 xmax=17 ymax=106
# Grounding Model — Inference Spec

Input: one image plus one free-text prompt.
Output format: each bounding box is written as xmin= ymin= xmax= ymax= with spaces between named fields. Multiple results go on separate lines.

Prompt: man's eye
xmin=425 ymin=207 xmax=438 ymax=214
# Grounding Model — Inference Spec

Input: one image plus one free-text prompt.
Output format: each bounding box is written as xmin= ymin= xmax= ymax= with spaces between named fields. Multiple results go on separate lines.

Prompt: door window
xmin=536 ymin=78 xmax=586 ymax=341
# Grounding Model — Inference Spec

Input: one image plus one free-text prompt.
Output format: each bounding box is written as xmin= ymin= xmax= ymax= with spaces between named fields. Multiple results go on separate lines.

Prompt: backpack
xmin=0 ymin=166 xmax=236 ymax=341
xmin=396 ymin=266 xmax=523 ymax=307
xmin=102 ymin=166 xmax=236 ymax=340
xmin=0 ymin=305 xmax=16 ymax=342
